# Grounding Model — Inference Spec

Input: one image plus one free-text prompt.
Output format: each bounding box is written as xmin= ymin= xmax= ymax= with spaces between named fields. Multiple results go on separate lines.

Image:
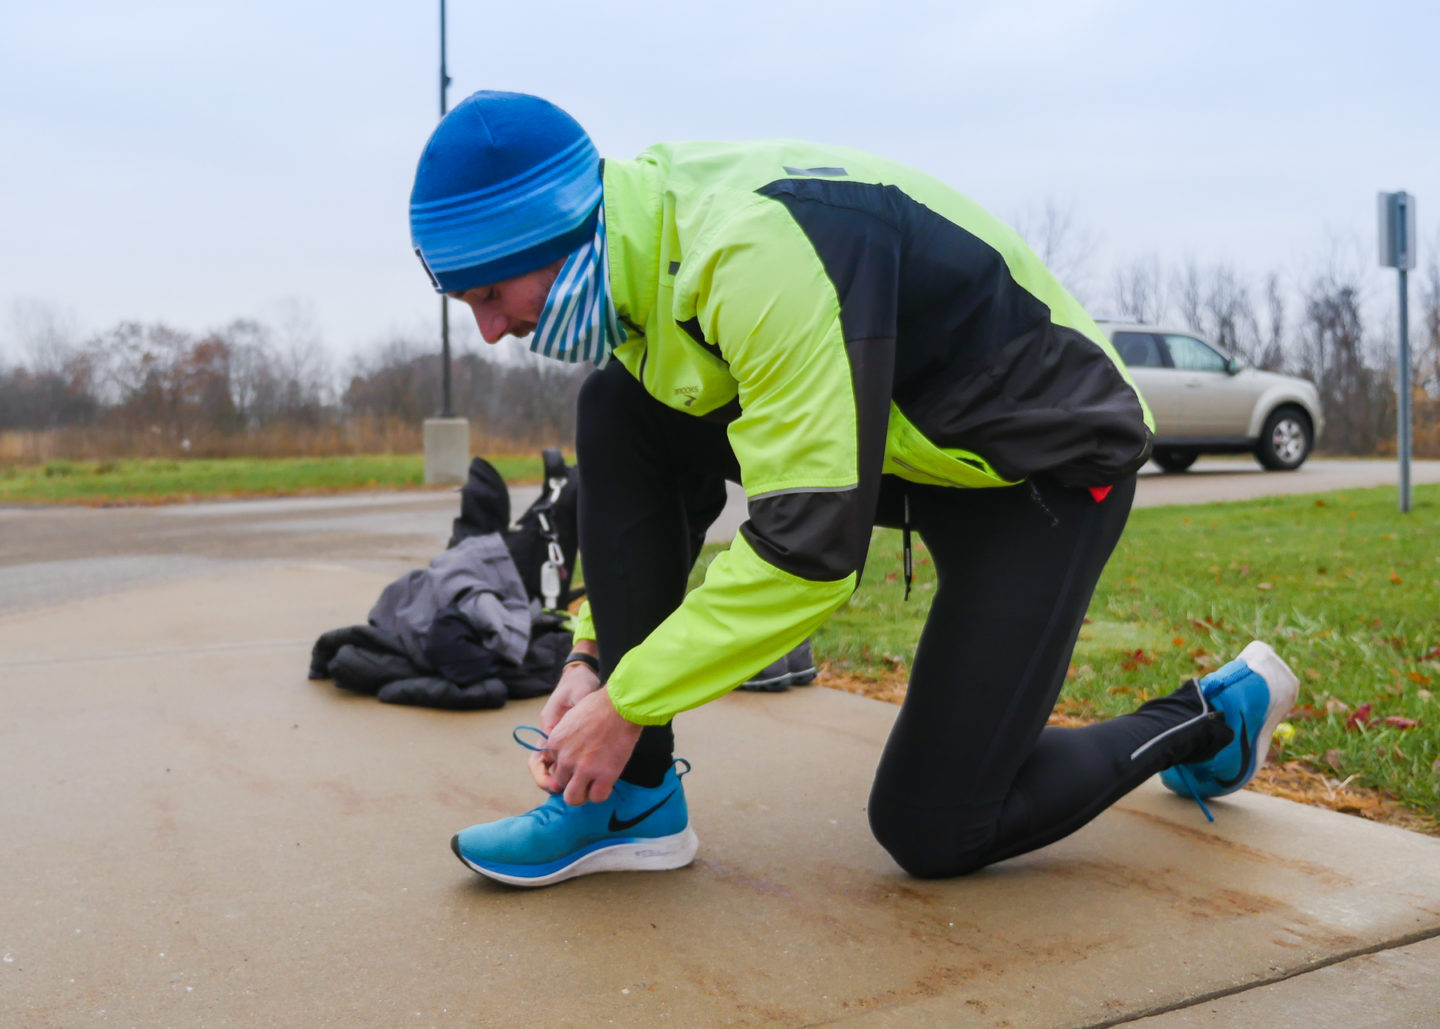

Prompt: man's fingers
xmin=539 ymin=698 xmax=566 ymax=734
xmin=562 ymin=773 xmax=589 ymax=806
xmin=527 ymin=750 xmax=560 ymax=793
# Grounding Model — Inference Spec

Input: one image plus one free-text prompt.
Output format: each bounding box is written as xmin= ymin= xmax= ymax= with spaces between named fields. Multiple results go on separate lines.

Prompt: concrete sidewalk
xmin=3 ymin=565 xmax=1439 ymax=1028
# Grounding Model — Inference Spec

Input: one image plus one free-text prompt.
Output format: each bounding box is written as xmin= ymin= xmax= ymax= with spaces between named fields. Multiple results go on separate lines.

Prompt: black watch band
xmin=563 ymin=651 xmax=600 ymax=674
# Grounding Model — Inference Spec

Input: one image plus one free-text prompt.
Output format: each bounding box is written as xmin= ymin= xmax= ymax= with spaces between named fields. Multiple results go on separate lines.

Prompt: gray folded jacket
xmin=367 ymin=533 xmax=532 ymax=670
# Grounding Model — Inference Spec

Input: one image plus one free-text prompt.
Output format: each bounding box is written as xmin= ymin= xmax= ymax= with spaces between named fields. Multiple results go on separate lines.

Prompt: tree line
xmin=3 ymin=234 xmax=1439 ymax=461
xmin=0 ymin=309 xmax=588 ymax=462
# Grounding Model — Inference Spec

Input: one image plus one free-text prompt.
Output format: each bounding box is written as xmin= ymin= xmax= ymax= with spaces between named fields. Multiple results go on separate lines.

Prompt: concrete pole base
xmin=422 ymin=417 xmax=470 ymax=485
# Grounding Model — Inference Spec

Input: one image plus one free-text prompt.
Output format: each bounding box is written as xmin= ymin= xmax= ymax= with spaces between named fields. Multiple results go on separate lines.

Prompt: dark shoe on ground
xmin=738 ymin=638 xmax=816 ymax=692
xmin=786 ymin=638 xmax=817 ymax=686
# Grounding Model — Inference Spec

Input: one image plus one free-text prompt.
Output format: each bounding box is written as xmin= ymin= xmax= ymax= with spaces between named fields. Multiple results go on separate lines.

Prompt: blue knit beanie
xmin=410 ymin=91 xmax=601 ymax=294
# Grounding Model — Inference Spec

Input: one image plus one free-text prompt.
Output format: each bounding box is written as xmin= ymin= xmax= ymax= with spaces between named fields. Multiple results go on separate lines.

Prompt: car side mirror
xmin=1225 ymin=358 xmax=1242 ymax=375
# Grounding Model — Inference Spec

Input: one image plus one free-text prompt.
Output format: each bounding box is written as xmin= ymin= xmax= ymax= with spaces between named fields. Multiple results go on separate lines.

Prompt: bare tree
xmin=1172 ymin=258 xmax=1203 ymax=333
xmin=1011 ymin=199 xmax=1102 ymax=307
xmin=9 ymin=298 xmax=79 ymax=373
xmin=1296 ymin=257 xmax=1392 ymax=454
xmin=1421 ymin=231 xmax=1440 ymax=396
xmin=1 ymin=302 xmax=97 ymax=430
xmin=1259 ymin=272 xmax=1286 ymax=371
xmin=1414 ymin=233 xmax=1440 ymax=456
xmin=1110 ymin=254 xmax=1167 ymax=324
xmin=211 ymin=319 xmax=277 ymax=429
xmin=1202 ymin=263 xmax=1262 ymax=366
xmin=272 ymin=299 xmax=331 ymax=424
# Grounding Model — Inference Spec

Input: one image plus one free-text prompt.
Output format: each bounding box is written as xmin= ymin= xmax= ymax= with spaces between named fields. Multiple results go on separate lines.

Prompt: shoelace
xmin=511 ymin=725 xmax=693 ymax=782
xmin=1128 ymin=683 xmax=1217 ymax=823
xmin=513 ymin=725 xmax=551 ymax=753
xmin=1169 ymin=765 xmax=1215 ymax=823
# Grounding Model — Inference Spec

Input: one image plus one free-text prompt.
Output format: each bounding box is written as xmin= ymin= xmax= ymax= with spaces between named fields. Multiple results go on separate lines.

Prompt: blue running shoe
xmin=1160 ymin=640 xmax=1299 ymax=802
xmin=451 ymin=761 xmax=698 ymax=887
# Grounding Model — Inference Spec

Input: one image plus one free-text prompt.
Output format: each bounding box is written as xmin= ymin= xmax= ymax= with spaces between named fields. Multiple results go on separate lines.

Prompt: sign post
xmin=1377 ymin=191 xmax=1416 ymax=513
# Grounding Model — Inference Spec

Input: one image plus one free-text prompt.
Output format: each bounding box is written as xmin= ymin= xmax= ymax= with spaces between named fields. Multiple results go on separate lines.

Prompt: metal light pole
xmin=421 ymin=0 xmax=467 ymax=484
xmin=438 ymin=0 xmax=453 ymax=418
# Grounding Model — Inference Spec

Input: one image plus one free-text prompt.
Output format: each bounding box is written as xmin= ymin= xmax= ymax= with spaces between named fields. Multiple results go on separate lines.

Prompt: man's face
xmin=449 ymin=258 xmax=565 ymax=344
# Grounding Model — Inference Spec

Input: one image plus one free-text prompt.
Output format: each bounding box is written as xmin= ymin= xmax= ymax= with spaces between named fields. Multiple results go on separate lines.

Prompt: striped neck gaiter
xmin=528 ymin=203 xmax=626 ymax=368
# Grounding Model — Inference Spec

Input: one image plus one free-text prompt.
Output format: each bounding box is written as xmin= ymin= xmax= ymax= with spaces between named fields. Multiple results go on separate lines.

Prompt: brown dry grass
xmin=816 ymin=662 xmax=1439 ymax=838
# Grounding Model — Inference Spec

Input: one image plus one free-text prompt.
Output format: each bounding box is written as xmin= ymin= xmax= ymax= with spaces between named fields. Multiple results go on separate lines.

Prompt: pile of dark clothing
xmin=308 ymin=450 xmax=580 ymax=710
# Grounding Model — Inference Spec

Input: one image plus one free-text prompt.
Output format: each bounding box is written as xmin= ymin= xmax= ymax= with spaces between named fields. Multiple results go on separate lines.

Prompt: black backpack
xmin=448 ymin=448 xmax=582 ymax=611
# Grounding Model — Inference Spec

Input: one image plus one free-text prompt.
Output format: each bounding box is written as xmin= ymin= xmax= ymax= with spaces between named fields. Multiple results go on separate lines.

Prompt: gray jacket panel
xmin=368 ymin=534 xmax=531 ymax=668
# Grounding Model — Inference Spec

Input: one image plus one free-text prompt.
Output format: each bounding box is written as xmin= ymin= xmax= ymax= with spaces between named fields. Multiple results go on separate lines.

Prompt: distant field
xmin=0 ymin=454 xmax=546 ymax=505
xmin=690 ymin=483 xmax=1440 ymax=825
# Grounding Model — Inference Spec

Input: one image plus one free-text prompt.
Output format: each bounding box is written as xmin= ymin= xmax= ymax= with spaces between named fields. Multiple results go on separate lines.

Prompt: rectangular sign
xmin=1377 ymin=191 xmax=1416 ymax=270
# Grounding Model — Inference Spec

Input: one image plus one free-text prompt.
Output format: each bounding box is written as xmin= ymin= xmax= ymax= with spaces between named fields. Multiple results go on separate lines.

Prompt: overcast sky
xmin=3 ymin=0 xmax=1435 ymax=363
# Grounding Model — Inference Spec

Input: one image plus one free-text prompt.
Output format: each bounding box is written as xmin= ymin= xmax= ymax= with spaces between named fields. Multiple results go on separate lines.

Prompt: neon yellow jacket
xmin=583 ymin=141 xmax=1153 ymax=725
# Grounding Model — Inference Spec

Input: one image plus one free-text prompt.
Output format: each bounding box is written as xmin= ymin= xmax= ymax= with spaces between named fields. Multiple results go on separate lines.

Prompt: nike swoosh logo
xmin=1213 ymin=714 xmax=1252 ymax=789
xmin=608 ymin=790 xmax=676 ymax=832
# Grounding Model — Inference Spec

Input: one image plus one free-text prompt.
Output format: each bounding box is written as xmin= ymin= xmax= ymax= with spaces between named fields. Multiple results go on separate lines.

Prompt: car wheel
xmin=1153 ymin=448 xmax=1198 ymax=473
xmin=1256 ymin=406 xmax=1312 ymax=471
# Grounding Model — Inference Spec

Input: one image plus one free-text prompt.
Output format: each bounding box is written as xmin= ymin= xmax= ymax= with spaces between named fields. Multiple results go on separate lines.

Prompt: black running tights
xmin=575 ymin=362 xmax=1225 ymax=878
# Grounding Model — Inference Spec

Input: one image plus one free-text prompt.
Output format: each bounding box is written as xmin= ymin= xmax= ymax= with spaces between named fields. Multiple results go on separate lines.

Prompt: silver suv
xmin=1099 ymin=322 xmax=1324 ymax=472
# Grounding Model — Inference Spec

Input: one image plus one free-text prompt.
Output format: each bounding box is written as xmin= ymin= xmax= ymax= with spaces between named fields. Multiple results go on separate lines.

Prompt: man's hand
xmin=528 ymin=649 xmax=604 ymax=792
xmin=541 ymin=658 xmax=603 ymax=734
xmin=544 ymin=687 xmax=643 ymax=806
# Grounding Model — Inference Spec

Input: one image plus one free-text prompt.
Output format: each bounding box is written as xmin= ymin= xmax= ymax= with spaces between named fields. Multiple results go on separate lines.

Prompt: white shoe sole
xmin=1237 ymin=640 xmax=1300 ymax=775
xmin=456 ymin=826 xmax=699 ymax=888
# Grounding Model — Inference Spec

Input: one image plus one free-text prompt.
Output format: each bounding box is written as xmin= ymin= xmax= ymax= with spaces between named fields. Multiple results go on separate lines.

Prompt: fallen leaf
xmin=1346 ymin=702 xmax=1374 ymax=730
xmin=1324 ymin=697 xmax=1350 ymax=715
xmin=1172 ymin=636 xmax=1186 ymax=647
xmin=1257 ymin=581 xmax=1274 ymax=590
xmin=1289 ymin=704 xmax=1325 ymax=721
xmin=1325 ymin=749 xmax=1344 ymax=770
xmin=1119 ymin=648 xmax=1153 ymax=671
xmin=1390 ymin=572 xmax=1403 ymax=585
xmin=1381 ymin=716 xmax=1419 ymax=730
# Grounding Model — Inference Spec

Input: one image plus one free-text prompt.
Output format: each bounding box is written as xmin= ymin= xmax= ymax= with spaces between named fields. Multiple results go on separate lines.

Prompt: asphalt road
xmin=1 ymin=456 xmax=1434 ymax=616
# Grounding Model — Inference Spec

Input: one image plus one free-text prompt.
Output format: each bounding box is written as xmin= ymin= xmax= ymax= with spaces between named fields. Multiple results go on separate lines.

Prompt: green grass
xmin=690 ymin=483 xmax=1440 ymax=820
xmin=0 ymin=455 xmax=545 ymax=504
